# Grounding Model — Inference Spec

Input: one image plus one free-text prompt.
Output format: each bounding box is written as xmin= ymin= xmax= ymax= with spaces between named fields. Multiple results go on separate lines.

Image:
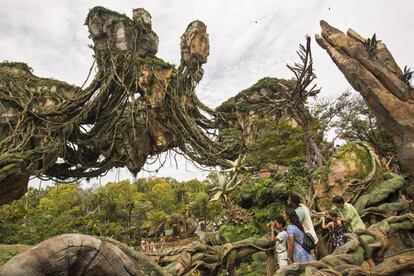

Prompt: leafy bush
xmin=216 ymin=224 xmax=260 ymax=243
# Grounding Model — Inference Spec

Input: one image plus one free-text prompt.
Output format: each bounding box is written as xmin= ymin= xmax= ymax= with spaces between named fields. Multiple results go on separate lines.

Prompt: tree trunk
xmin=303 ymin=124 xmax=324 ymax=168
xmin=266 ymin=249 xmax=276 ymax=276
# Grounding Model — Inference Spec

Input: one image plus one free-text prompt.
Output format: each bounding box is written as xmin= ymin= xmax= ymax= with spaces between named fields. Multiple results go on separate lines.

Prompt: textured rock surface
xmin=313 ymin=141 xmax=408 ymax=218
xmin=0 ymin=234 xmax=167 ymax=276
xmin=87 ymin=7 xmax=159 ymax=61
xmin=313 ymin=141 xmax=383 ymax=211
xmin=316 ymin=21 xmax=414 ymax=179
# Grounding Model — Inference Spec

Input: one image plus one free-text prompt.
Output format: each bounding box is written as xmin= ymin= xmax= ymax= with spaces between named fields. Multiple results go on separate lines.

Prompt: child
xmin=270 ymin=215 xmax=288 ymax=268
xmin=322 ymin=210 xmax=345 ymax=249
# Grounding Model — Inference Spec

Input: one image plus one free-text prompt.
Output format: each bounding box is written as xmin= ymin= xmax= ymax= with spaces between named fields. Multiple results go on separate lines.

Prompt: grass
xmin=0 ymin=244 xmax=32 ymax=267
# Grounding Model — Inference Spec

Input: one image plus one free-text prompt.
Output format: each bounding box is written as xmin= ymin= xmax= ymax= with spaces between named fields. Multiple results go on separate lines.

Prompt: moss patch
xmin=216 ymin=77 xmax=295 ymax=113
xmin=0 ymin=244 xmax=31 ymax=266
xmin=87 ymin=6 xmax=130 ymax=23
xmin=320 ymin=141 xmax=382 ymax=183
xmin=134 ymin=56 xmax=175 ymax=71
xmin=0 ymin=61 xmax=33 ymax=75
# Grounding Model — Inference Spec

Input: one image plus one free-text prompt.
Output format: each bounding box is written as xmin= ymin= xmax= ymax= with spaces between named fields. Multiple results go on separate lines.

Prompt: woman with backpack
xmin=284 ymin=207 xmax=314 ymax=264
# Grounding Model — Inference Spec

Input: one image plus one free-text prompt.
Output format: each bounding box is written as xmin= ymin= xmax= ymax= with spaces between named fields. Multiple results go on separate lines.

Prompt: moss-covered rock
xmin=216 ymin=77 xmax=294 ymax=114
xmin=216 ymin=78 xmax=298 ymax=148
xmin=314 ymin=141 xmax=383 ymax=211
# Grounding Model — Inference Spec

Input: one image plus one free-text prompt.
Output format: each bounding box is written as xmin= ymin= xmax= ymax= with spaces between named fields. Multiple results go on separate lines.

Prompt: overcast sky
xmin=1 ymin=0 xmax=413 ymax=186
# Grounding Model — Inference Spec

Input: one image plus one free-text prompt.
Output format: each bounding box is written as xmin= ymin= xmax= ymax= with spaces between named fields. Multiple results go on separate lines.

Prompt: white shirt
xmin=275 ymin=231 xmax=288 ymax=261
xmin=299 ymin=203 xmax=318 ymax=244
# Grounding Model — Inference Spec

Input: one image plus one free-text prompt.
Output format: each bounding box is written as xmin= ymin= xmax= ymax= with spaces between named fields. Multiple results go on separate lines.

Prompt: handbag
xmin=301 ymin=232 xmax=316 ymax=252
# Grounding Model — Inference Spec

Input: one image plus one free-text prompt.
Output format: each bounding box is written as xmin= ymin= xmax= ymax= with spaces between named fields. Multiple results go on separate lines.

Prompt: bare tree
xmin=247 ymin=36 xmax=325 ymax=169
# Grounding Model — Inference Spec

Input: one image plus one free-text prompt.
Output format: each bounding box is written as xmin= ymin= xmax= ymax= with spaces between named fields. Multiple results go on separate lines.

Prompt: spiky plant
xmin=222 ymin=154 xmax=254 ymax=174
xmin=207 ymin=171 xmax=241 ymax=203
xmin=402 ymin=66 xmax=414 ymax=86
xmin=364 ymin=33 xmax=381 ymax=57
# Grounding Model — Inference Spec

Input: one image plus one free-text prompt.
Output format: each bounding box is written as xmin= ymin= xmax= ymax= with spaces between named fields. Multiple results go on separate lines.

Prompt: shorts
xmin=278 ymin=258 xmax=288 ymax=267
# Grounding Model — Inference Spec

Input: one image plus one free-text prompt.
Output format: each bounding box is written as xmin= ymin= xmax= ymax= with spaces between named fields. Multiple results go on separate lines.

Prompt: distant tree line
xmin=0 ymin=178 xmax=218 ymax=246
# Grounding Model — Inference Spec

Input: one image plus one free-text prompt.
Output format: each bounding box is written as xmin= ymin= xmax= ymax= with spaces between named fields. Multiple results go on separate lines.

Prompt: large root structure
xmin=0 ymin=7 xmax=240 ymax=204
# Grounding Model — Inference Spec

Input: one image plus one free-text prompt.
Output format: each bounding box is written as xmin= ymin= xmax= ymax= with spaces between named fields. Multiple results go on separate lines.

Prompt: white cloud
xmin=1 ymin=0 xmax=413 ymax=185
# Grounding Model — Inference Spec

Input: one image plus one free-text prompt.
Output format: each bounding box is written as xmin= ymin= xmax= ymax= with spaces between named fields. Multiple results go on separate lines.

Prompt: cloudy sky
xmin=1 ymin=0 xmax=413 ymax=186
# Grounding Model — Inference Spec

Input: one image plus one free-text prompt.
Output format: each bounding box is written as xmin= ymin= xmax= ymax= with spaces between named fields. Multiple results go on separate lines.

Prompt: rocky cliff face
xmin=313 ymin=141 xmax=407 ymax=218
xmin=216 ymin=77 xmax=295 ymax=147
xmin=316 ymin=21 xmax=414 ymax=181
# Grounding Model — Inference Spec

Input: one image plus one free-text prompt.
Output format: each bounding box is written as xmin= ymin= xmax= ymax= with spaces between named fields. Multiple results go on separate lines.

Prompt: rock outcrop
xmin=316 ymin=21 xmax=414 ymax=180
xmin=0 ymin=7 xmax=238 ymax=204
xmin=0 ymin=234 xmax=167 ymax=276
xmin=313 ymin=141 xmax=407 ymax=217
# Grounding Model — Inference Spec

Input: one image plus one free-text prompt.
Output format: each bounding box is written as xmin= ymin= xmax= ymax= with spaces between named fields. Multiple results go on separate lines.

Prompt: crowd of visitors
xmin=141 ymin=239 xmax=157 ymax=253
xmin=270 ymin=194 xmax=365 ymax=269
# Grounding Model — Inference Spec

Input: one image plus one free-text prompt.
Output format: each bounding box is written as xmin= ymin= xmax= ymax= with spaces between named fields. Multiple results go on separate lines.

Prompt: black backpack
xmin=301 ymin=232 xmax=316 ymax=252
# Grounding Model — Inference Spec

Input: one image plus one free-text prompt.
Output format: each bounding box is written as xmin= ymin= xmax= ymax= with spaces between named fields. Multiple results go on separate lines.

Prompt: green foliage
xmin=216 ymin=223 xmax=259 ymax=243
xmin=233 ymin=168 xmax=309 ymax=210
xmin=148 ymin=179 xmax=176 ymax=213
xmin=0 ymin=66 xmax=77 ymax=95
xmin=145 ymin=210 xmax=168 ymax=229
xmin=218 ymin=128 xmax=241 ymax=145
xmin=216 ymin=77 xmax=295 ymax=114
xmin=0 ymin=184 xmax=84 ymax=244
xmin=244 ymin=118 xmax=307 ymax=168
xmin=314 ymin=91 xmax=396 ymax=159
xmin=87 ymin=6 xmax=130 ymax=22
xmin=207 ymin=171 xmax=241 ymax=203
xmin=0 ymin=178 xmax=212 ymax=246
xmin=0 ymin=61 xmax=33 ymax=73
xmin=37 ymin=183 xmax=82 ymax=214
xmin=253 ymin=203 xmax=283 ymax=223
xmin=134 ymin=57 xmax=175 ymax=71
xmin=238 ymin=262 xmax=266 ymax=276
xmin=84 ymin=180 xmax=151 ymax=241
xmin=210 ymin=167 xmax=310 ymax=246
